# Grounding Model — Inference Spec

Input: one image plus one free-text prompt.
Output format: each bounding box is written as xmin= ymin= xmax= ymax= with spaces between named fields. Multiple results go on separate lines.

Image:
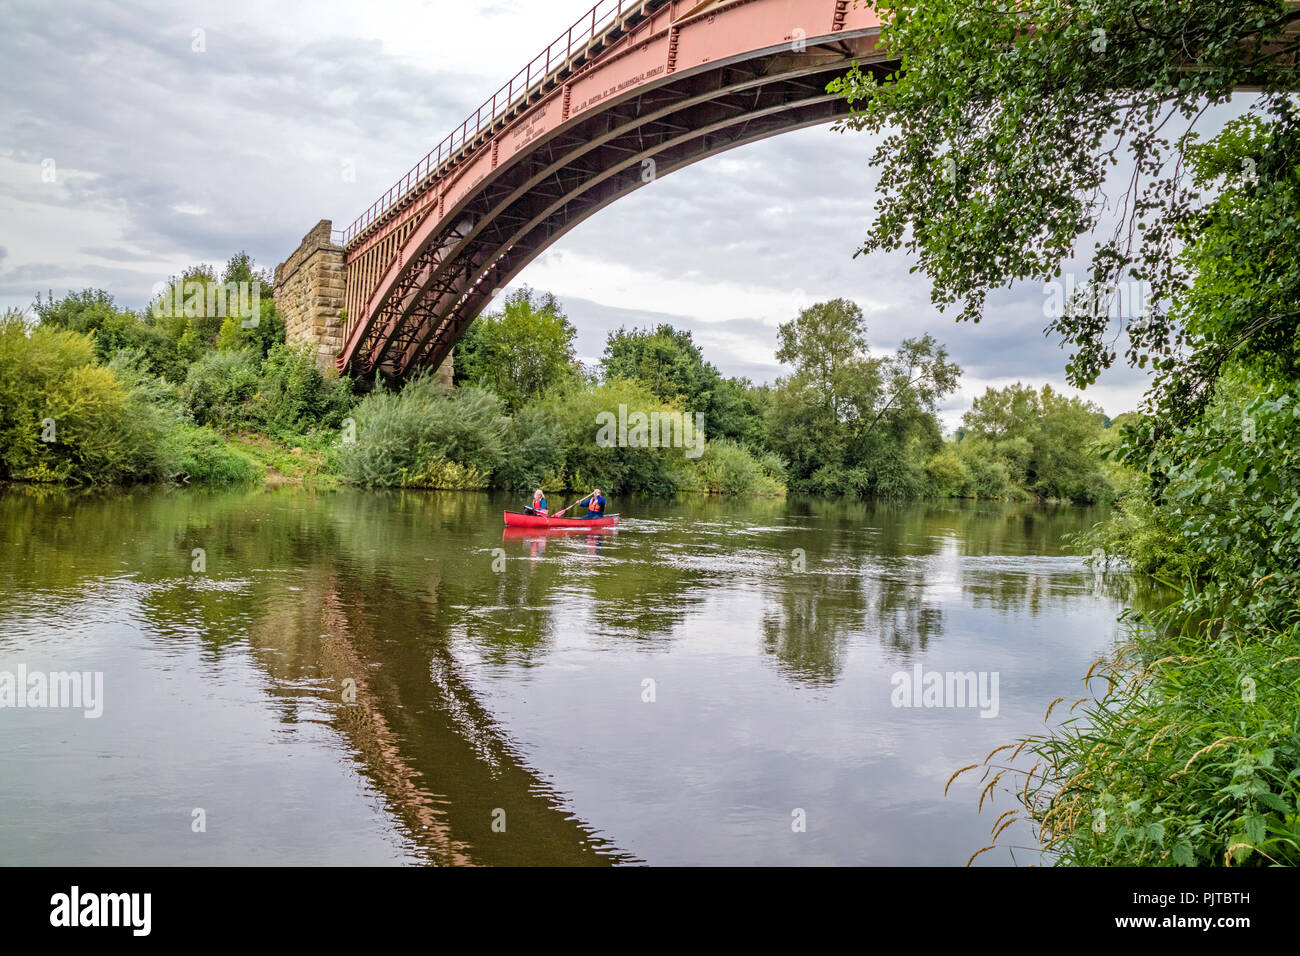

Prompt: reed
xmin=970 ymin=596 xmax=1300 ymax=866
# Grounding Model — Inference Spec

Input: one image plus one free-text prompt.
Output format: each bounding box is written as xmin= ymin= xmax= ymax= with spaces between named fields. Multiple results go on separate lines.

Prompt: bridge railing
xmin=340 ymin=0 xmax=649 ymax=248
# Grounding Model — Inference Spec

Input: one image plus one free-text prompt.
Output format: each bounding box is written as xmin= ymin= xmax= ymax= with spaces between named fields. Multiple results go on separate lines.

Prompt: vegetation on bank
xmin=0 ymin=318 xmax=262 ymax=485
xmin=3 ymin=273 xmax=1124 ymax=501
xmin=981 ymin=608 xmax=1300 ymax=867
xmin=840 ymin=0 xmax=1300 ymax=865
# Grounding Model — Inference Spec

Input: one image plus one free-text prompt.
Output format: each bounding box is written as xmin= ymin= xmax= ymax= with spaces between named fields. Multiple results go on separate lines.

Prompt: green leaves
xmin=338 ymin=380 xmax=507 ymax=490
xmin=990 ymin=602 xmax=1300 ymax=866
xmin=833 ymin=0 xmax=1300 ymax=404
xmin=960 ymin=383 xmax=1118 ymax=502
xmin=453 ymin=287 xmax=579 ymax=412
xmin=1140 ymin=375 xmax=1300 ymax=624
xmin=599 ymin=324 xmax=760 ymax=444
xmin=764 ymin=300 xmax=962 ymax=497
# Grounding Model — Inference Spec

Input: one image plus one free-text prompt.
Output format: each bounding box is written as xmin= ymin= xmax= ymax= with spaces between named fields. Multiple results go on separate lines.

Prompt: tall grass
xmin=965 ymin=596 xmax=1300 ymax=866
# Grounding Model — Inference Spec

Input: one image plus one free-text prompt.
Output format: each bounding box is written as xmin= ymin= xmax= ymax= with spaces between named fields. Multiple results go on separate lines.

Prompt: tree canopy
xmin=831 ymin=0 xmax=1300 ymax=428
xmin=601 ymin=323 xmax=760 ymax=444
xmin=453 ymin=287 xmax=579 ymax=410
xmin=766 ymin=298 xmax=962 ymax=496
xmin=961 ymin=383 xmax=1115 ymax=502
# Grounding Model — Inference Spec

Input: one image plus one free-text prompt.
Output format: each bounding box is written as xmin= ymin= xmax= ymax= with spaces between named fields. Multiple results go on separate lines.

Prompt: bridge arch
xmin=335 ymin=0 xmax=887 ymax=379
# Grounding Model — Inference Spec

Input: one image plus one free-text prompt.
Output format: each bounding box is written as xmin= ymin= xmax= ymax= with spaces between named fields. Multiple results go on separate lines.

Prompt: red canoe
xmin=503 ymin=511 xmax=620 ymax=530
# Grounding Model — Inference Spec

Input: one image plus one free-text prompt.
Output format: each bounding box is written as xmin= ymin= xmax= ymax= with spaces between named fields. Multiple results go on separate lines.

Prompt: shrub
xmin=1071 ymin=489 xmax=1204 ymax=579
xmin=494 ymin=406 xmax=565 ymax=492
xmin=539 ymin=379 xmax=694 ymax=496
xmin=1093 ymin=373 xmax=1300 ymax=624
xmin=753 ymin=448 xmax=789 ymax=484
xmin=247 ymin=343 xmax=354 ymax=436
xmin=692 ymin=437 xmax=786 ymax=496
xmin=417 ymin=460 xmax=492 ymax=490
xmin=1153 ymin=379 xmax=1300 ymax=624
xmin=865 ymin=445 xmax=929 ymax=499
xmin=925 ymin=446 xmax=969 ymax=497
xmin=184 ymin=348 xmax=262 ymax=428
xmin=0 ymin=318 xmax=166 ymax=484
xmin=338 ymin=378 xmax=506 ymax=488
xmin=958 ymin=445 xmax=1019 ymax=499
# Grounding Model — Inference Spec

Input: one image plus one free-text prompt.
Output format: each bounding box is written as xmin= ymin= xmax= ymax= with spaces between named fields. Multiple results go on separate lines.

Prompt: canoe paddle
xmin=552 ymin=491 xmax=594 ymax=519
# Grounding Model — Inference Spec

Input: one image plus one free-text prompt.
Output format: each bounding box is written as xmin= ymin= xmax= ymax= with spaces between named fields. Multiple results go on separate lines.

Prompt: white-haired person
xmin=524 ymin=489 xmax=548 ymax=517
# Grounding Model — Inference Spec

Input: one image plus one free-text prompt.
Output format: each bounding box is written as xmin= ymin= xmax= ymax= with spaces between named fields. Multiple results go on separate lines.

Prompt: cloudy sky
xmin=0 ymin=0 xmax=1245 ymax=427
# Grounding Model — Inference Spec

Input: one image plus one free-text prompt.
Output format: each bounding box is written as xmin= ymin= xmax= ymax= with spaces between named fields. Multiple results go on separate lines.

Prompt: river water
xmin=0 ymin=486 xmax=1150 ymax=866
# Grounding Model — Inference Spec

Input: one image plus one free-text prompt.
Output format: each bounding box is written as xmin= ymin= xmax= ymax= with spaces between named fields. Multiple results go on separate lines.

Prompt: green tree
xmin=962 ymin=384 xmax=1115 ymax=503
xmin=538 ymin=379 xmax=692 ymax=497
xmin=146 ymin=254 xmax=285 ymax=365
xmin=774 ymin=298 xmax=879 ymax=424
xmin=454 ymin=287 xmax=578 ymax=410
xmin=602 ymin=324 xmax=710 ymax=401
xmin=868 ymin=332 xmax=962 ymax=435
xmin=214 ymin=251 xmax=284 ymax=355
xmin=35 ymin=252 xmax=286 ymax=382
xmin=767 ymin=299 xmax=959 ymax=496
xmin=831 ymin=0 xmax=1300 ymax=420
xmin=34 ymin=289 xmax=184 ymax=379
xmin=34 ymin=288 xmax=123 ymax=338
xmin=600 ymin=324 xmax=762 ymax=444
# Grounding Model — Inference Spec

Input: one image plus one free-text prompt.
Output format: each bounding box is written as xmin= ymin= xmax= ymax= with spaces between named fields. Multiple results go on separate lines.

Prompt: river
xmin=0 ymin=486 xmax=1150 ymax=866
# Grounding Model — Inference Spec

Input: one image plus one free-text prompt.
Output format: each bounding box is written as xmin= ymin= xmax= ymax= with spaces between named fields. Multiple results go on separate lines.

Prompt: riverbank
xmin=4 ymin=281 xmax=1128 ymax=504
xmin=970 ymin=374 xmax=1300 ymax=866
xmin=972 ymin=599 xmax=1300 ymax=866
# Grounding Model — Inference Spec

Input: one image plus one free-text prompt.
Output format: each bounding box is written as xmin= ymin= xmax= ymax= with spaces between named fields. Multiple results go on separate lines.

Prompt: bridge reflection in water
xmin=0 ymin=488 xmax=633 ymax=865
xmin=261 ymin=572 xmax=630 ymax=865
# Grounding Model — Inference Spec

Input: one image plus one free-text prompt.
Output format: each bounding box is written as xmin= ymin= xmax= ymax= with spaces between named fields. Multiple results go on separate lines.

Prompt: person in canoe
xmin=580 ymin=488 xmax=606 ymax=519
xmin=524 ymin=489 xmax=548 ymax=517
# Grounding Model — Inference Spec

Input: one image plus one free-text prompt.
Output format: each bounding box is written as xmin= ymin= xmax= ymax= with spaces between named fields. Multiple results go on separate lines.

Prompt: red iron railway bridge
xmin=288 ymin=0 xmax=887 ymax=379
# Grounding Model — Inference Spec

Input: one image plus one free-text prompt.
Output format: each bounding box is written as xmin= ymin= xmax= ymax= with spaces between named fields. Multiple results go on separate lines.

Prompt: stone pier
xmin=273 ymin=219 xmax=452 ymax=390
xmin=273 ymin=220 xmax=347 ymax=372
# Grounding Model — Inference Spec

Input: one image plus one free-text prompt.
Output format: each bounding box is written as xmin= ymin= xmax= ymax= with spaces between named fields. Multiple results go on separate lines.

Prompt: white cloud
xmin=523 ymin=248 xmax=811 ymax=328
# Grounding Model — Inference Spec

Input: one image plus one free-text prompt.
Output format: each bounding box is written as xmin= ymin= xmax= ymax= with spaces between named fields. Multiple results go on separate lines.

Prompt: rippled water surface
xmin=0 ymin=487 xmax=1150 ymax=865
